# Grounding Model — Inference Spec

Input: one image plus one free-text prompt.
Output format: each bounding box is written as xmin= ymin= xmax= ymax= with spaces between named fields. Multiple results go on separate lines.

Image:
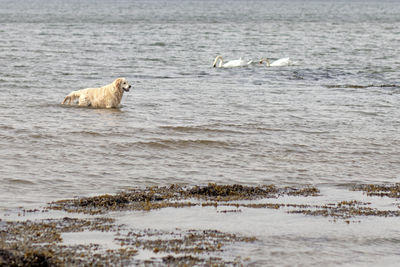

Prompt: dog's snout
xmin=128 ymin=85 xmax=131 ymax=89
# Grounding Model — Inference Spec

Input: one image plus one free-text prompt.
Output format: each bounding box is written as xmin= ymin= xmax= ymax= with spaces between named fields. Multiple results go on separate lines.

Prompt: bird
xmin=259 ymin=57 xmax=297 ymax=67
xmin=213 ymin=56 xmax=253 ymax=68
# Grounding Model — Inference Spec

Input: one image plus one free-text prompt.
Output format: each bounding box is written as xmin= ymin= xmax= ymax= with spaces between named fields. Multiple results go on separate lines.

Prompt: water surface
xmin=0 ymin=0 xmax=399 ymax=265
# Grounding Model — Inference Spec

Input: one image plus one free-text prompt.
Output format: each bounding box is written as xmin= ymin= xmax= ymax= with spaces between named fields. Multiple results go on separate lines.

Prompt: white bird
xmin=259 ymin=57 xmax=297 ymax=67
xmin=213 ymin=56 xmax=253 ymax=68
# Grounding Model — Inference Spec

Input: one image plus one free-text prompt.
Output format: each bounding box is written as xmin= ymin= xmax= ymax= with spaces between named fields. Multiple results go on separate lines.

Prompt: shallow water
xmin=1 ymin=0 xmax=400 ymax=265
xmin=115 ymin=187 xmax=400 ymax=266
xmin=4 ymin=185 xmax=400 ymax=266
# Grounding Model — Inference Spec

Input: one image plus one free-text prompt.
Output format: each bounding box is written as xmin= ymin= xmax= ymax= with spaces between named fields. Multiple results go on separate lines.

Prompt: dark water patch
xmin=0 ymin=125 xmax=15 ymax=131
xmin=289 ymin=68 xmax=356 ymax=82
xmin=349 ymin=110 xmax=380 ymax=117
xmin=132 ymin=74 xmax=177 ymax=80
xmin=149 ymin=42 xmax=166 ymax=47
xmin=12 ymin=65 xmax=28 ymax=68
xmin=197 ymin=71 xmax=210 ymax=77
xmin=58 ymin=103 xmax=124 ymax=112
xmin=69 ymin=130 xmax=106 ymax=137
xmin=60 ymin=72 xmax=74 ymax=76
xmin=224 ymin=123 xmax=286 ymax=133
xmin=161 ymin=139 xmax=230 ymax=148
xmin=4 ymin=178 xmax=35 ymax=185
xmin=252 ymin=79 xmax=264 ymax=85
xmin=28 ymin=133 xmax=56 ymax=139
xmin=133 ymin=139 xmax=230 ymax=150
xmin=297 ymin=129 xmax=332 ymax=135
xmin=114 ymin=141 xmax=167 ymax=149
xmin=140 ymin=57 xmax=167 ymax=63
xmin=176 ymin=71 xmax=195 ymax=76
xmin=325 ymin=84 xmax=399 ymax=89
xmin=160 ymin=125 xmax=247 ymax=135
xmin=0 ymin=134 xmax=15 ymax=141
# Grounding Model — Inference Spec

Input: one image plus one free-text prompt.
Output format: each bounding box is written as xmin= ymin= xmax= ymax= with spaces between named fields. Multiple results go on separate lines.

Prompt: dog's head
xmin=114 ymin=77 xmax=132 ymax=92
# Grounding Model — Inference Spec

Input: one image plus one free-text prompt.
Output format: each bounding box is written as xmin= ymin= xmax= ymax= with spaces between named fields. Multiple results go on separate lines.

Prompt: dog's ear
xmin=113 ymin=78 xmax=123 ymax=90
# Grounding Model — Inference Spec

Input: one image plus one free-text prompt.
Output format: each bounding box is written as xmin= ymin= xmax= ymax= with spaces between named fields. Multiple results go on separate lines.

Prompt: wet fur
xmin=62 ymin=78 xmax=128 ymax=108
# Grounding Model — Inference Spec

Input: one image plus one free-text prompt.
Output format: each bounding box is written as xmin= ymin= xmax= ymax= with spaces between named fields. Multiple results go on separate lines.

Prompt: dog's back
xmin=84 ymin=85 xmax=123 ymax=108
xmin=62 ymin=83 xmax=123 ymax=108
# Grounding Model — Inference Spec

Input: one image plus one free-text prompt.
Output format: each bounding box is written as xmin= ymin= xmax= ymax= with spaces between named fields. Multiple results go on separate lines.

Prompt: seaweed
xmin=0 ymin=218 xmax=255 ymax=266
xmin=48 ymin=183 xmax=316 ymax=214
xmin=353 ymin=184 xmax=400 ymax=198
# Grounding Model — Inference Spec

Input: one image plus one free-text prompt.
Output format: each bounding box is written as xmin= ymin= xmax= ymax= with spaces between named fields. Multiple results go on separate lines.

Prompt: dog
xmin=61 ymin=78 xmax=132 ymax=108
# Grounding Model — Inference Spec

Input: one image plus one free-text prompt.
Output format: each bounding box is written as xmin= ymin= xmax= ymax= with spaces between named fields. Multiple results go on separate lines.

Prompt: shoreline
xmin=1 ymin=183 xmax=400 ymax=266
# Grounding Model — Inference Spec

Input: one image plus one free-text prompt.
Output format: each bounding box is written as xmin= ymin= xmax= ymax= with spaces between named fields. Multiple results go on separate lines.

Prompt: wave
xmin=159 ymin=125 xmax=246 ymax=135
xmin=69 ymin=130 xmax=105 ymax=137
xmin=140 ymin=57 xmax=167 ymax=63
xmin=5 ymin=178 xmax=35 ymax=185
xmin=149 ymin=42 xmax=166 ymax=47
xmin=0 ymin=125 xmax=15 ymax=130
xmin=125 ymin=139 xmax=230 ymax=149
xmin=325 ymin=84 xmax=399 ymax=89
xmin=68 ymin=130 xmax=132 ymax=138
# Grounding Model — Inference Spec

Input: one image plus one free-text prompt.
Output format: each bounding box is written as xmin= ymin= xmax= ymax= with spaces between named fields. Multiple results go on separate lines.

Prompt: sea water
xmin=1 ymin=0 xmax=399 ymax=265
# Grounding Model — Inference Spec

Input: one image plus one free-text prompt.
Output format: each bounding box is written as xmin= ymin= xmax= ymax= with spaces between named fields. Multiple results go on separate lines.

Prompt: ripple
xmin=149 ymin=42 xmax=166 ymax=47
xmin=325 ymin=84 xmax=399 ymax=89
xmin=69 ymin=130 xmax=106 ymax=137
xmin=159 ymin=125 xmax=246 ymax=135
xmin=128 ymin=139 xmax=231 ymax=149
xmin=5 ymin=178 xmax=35 ymax=185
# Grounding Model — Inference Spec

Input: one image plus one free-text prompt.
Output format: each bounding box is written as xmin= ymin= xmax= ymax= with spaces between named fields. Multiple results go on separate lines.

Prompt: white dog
xmin=62 ymin=78 xmax=132 ymax=108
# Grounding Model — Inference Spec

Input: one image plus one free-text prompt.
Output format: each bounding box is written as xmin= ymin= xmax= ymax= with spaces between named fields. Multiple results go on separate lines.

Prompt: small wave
xmin=325 ymin=84 xmax=399 ymax=89
xmin=59 ymin=104 xmax=124 ymax=112
xmin=134 ymin=74 xmax=187 ymax=80
xmin=141 ymin=57 xmax=167 ymax=63
xmin=149 ymin=42 xmax=166 ymax=47
xmin=5 ymin=178 xmax=35 ymax=185
xmin=69 ymin=130 xmax=105 ymax=137
xmin=136 ymin=139 xmax=230 ymax=149
xmin=350 ymin=110 xmax=380 ymax=116
xmin=252 ymin=80 xmax=264 ymax=85
xmin=68 ymin=129 xmax=133 ymax=138
xmin=134 ymin=74 xmax=174 ymax=79
xmin=0 ymin=125 xmax=15 ymax=130
xmin=197 ymin=71 xmax=210 ymax=77
xmin=160 ymin=125 xmax=245 ymax=135
xmin=29 ymin=133 xmax=56 ymax=139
